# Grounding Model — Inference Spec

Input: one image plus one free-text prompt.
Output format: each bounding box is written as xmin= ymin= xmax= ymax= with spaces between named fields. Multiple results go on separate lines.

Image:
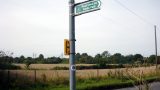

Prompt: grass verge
xmin=8 ymin=76 xmax=159 ymax=90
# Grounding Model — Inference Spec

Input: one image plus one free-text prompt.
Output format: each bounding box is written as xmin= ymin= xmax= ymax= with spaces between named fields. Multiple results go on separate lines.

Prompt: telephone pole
xmin=154 ymin=25 xmax=158 ymax=69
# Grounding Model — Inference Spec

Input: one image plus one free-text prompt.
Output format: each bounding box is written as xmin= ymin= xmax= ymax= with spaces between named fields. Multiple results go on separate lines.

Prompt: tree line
xmin=0 ymin=50 xmax=159 ymax=65
xmin=75 ymin=51 xmax=160 ymax=65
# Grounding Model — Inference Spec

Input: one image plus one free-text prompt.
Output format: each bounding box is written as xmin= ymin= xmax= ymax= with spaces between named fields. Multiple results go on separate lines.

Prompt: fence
xmin=0 ymin=66 xmax=156 ymax=84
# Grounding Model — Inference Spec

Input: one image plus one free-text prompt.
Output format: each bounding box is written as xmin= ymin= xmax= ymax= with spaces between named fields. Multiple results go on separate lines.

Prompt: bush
xmin=0 ymin=63 xmax=21 ymax=70
xmin=51 ymin=64 xmax=125 ymax=70
xmin=105 ymin=64 xmax=125 ymax=69
xmin=51 ymin=66 xmax=69 ymax=70
xmin=97 ymin=63 xmax=106 ymax=68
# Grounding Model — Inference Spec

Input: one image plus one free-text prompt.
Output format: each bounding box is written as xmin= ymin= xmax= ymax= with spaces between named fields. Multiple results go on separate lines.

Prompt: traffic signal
xmin=64 ymin=39 xmax=70 ymax=55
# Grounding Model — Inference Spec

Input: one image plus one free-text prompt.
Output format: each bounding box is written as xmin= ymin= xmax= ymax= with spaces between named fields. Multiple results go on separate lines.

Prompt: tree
xmin=39 ymin=54 xmax=44 ymax=60
xmin=111 ymin=53 xmax=123 ymax=64
xmin=79 ymin=53 xmax=88 ymax=63
xmin=133 ymin=54 xmax=143 ymax=63
xmin=0 ymin=50 xmax=14 ymax=64
xmin=147 ymin=55 xmax=155 ymax=64
xmin=124 ymin=55 xmax=134 ymax=64
xmin=158 ymin=56 xmax=160 ymax=64
xmin=45 ymin=56 xmax=62 ymax=64
xmin=81 ymin=53 xmax=88 ymax=57
xmin=94 ymin=54 xmax=102 ymax=63
xmin=25 ymin=61 xmax=31 ymax=69
xmin=14 ymin=57 xmax=20 ymax=63
xmin=75 ymin=53 xmax=81 ymax=61
xmin=20 ymin=55 xmax=25 ymax=63
xmin=24 ymin=57 xmax=32 ymax=69
xmin=95 ymin=54 xmax=102 ymax=59
xmin=0 ymin=51 xmax=6 ymax=57
xmin=101 ymin=51 xmax=110 ymax=58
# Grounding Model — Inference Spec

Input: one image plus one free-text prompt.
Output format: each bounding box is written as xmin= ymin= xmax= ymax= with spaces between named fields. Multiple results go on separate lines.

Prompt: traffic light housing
xmin=64 ymin=39 xmax=70 ymax=55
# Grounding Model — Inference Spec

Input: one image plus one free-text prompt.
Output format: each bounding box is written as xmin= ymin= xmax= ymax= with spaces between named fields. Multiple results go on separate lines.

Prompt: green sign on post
xmin=74 ymin=0 xmax=101 ymax=16
xmin=69 ymin=0 xmax=101 ymax=90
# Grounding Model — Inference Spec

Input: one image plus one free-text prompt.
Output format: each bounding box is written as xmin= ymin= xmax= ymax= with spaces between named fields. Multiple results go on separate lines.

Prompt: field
xmin=7 ymin=64 xmax=159 ymax=80
xmin=14 ymin=64 xmax=95 ymax=70
xmin=1 ymin=64 xmax=160 ymax=90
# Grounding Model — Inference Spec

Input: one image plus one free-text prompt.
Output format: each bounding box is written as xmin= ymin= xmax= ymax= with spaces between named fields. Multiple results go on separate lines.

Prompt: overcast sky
xmin=0 ymin=0 xmax=160 ymax=57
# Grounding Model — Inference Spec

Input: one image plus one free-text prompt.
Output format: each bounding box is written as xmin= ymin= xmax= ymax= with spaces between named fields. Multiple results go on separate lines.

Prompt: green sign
xmin=74 ymin=0 xmax=101 ymax=16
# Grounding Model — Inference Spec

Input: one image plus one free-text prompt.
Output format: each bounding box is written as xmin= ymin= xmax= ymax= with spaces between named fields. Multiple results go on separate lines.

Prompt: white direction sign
xmin=74 ymin=0 xmax=101 ymax=16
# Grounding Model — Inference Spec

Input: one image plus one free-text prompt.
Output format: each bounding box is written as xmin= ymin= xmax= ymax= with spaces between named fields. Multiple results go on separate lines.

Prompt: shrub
xmin=0 ymin=63 xmax=21 ymax=70
xmin=97 ymin=63 xmax=106 ymax=69
xmin=41 ymin=74 xmax=47 ymax=83
xmin=51 ymin=66 xmax=69 ymax=70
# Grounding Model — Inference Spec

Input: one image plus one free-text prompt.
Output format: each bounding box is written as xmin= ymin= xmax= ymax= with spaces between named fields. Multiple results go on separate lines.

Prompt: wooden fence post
xmin=34 ymin=70 xmax=36 ymax=83
xmin=16 ymin=70 xmax=18 ymax=80
xmin=97 ymin=69 xmax=99 ymax=78
xmin=7 ymin=70 xmax=10 ymax=89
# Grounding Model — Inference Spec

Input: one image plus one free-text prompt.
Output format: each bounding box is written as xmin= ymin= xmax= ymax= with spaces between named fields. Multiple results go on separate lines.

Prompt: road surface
xmin=115 ymin=82 xmax=160 ymax=90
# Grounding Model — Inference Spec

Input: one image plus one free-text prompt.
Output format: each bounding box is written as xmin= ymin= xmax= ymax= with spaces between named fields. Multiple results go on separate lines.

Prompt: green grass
xmin=11 ymin=79 xmax=127 ymax=90
xmin=76 ymin=78 xmax=132 ymax=90
xmin=6 ymin=68 xmax=160 ymax=90
xmin=11 ymin=76 xmax=159 ymax=90
xmin=43 ymin=77 xmax=157 ymax=90
xmin=7 ymin=77 xmax=158 ymax=90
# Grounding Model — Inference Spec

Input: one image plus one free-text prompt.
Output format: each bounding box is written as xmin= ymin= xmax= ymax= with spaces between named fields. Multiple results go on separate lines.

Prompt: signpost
xmin=74 ymin=0 xmax=101 ymax=16
xmin=68 ymin=0 xmax=101 ymax=90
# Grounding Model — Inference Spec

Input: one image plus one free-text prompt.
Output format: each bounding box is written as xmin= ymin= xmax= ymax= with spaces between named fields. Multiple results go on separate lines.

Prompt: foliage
xmin=51 ymin=64 xmax=125 ymax=70
xmin=0 ymin=63 xmax=21 ymax=70
xmin=147 ymin=55 xmax=155 ymax=64
xmin=25 ymin=61 xmax=31 ymax=69
xmin=5 ymin=71 xmax=160 ymax=90
xmin=52 ymin=66 xmax=69 ymax=70
xmin=0 ymin=51 xmax=20 ymax=70
xmin=0 ymin=50 xmax=159 ymax=65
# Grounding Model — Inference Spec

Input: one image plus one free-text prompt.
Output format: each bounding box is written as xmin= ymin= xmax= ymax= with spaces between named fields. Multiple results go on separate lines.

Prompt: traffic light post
xmin=67 ymin=0 xmax=101 ymax=90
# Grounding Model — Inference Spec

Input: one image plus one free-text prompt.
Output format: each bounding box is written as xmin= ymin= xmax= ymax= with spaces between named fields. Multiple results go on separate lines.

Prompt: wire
xmin=100 ymin=15 xmax=133 ymax=30
xmin=114 ymin=0 xmax=154 ymax=26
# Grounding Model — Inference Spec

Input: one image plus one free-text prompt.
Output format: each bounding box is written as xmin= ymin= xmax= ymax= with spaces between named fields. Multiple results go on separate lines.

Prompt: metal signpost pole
xmin=69 ymin=0 xmax=76 ymax=90
xmin=68 ymin=0 xmax=101 ymax=90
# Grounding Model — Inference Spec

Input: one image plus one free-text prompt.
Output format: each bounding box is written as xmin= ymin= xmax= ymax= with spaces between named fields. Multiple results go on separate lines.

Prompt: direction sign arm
xmin=74 ymin=8 xmax=100 ymax=16
xmin=74 ymin=0 xmax=101 ymax=16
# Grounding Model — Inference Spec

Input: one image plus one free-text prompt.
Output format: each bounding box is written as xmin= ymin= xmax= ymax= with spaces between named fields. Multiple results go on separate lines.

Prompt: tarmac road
xmin=115 ymin=82 xmax=160 ymax=90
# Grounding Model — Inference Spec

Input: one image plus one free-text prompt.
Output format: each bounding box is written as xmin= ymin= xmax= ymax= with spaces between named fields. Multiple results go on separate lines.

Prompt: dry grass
xmin=6 ymin=65 xmax=158 ymax=81
xmin=14 ymin=64 xmax=95 ymax=70
xmin=6 ymin=64 xmax=160 ymax=86
xmin=2 ymin=64 xmax=159 ymax=90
